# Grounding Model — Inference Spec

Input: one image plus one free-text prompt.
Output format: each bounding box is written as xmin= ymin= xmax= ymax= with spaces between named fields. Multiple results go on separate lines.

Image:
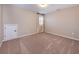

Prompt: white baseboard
xmin=3 ymin=31 xmax=79 ymax=46
xmin=17 ymin=33 xmax=37 ymax=39
xmin=3 ymin=32 xmax=37 ymax=42
xmin=46 ymin=32 xmax=79 ymax=41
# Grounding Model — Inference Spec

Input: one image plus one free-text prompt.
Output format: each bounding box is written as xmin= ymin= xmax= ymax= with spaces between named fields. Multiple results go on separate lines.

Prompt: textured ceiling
xmin=13 ymin=4 xmax=78 ymax=14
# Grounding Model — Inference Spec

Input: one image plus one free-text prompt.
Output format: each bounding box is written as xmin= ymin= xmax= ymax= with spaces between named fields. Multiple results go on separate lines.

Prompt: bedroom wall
xmin=45 ymin=6 xmax=79 ymax=40
xmin=0 ymin=5 xmax=3 ymax=46
xmin=3 ymin=5 xmax=38 ymax=39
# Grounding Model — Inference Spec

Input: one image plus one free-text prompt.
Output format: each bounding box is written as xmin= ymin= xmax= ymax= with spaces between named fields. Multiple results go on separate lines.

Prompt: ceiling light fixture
xmin=38 ymin=4 xmax=48 ymax=8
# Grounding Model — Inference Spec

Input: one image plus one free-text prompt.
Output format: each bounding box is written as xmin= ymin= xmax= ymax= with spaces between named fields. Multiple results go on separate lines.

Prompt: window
xmin=39 ymin=15 xmax=44 ymax=26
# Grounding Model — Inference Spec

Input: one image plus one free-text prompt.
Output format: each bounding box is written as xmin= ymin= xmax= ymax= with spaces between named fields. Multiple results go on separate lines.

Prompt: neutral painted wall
xmin=3 ymin=5 xmax=38 ymax=39
xmin=0 ymin=5 xmax=1 ymax=43
xmin=45 ymin=6 xmax=79 ymax=40
xmin=0 ymin=5 xmax=3 ymax=45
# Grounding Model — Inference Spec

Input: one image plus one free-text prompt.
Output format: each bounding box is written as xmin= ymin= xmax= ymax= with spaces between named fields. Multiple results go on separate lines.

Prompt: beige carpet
xmin=0 ymin=32 xmax=79 ymax=54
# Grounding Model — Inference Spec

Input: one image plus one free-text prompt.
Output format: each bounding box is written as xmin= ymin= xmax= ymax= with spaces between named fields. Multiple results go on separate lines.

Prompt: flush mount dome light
xmin=38 ymin=4 xmax=48 ymax=8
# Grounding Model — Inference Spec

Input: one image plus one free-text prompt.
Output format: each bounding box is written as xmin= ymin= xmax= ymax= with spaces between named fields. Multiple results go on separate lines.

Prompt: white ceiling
xmin=13 ymin=4 xmax=78 ymax=14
